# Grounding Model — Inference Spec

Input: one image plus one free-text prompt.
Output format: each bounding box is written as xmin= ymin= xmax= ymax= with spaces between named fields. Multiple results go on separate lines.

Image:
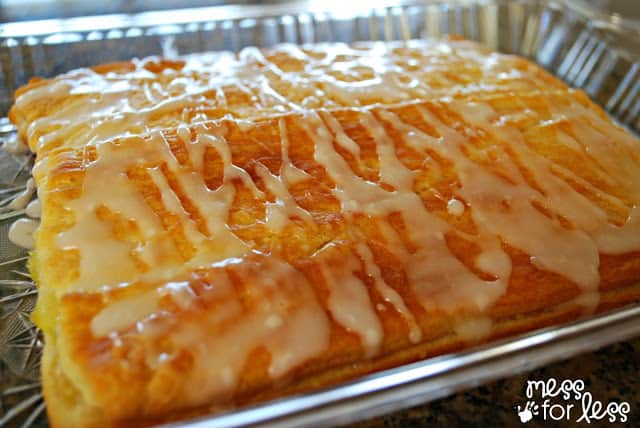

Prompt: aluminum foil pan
xmin=0 ymin=0 xmax=639 ymax=427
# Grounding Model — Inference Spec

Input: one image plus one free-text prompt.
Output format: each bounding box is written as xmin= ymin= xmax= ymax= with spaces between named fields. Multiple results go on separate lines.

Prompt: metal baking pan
xmin=0 ymin=0 xmax=639 ymax=426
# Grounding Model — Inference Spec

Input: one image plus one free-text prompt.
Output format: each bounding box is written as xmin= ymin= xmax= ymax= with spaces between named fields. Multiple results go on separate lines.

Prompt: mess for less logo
xmin=515 ymin=378 xmax=631 ymax=424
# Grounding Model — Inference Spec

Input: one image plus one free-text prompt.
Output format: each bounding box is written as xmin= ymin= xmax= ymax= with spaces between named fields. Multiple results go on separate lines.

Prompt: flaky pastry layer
xmin=10 ymin=39 xmax=640 ymax=427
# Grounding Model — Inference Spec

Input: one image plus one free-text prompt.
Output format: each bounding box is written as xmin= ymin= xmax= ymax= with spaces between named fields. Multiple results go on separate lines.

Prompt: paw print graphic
xmin=516 ymin=401 xmax=539 ymax=423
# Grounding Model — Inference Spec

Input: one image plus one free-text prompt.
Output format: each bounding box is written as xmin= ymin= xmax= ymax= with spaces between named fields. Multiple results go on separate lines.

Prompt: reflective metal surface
xmin=0 ymin=1 xmax=638 ymax=427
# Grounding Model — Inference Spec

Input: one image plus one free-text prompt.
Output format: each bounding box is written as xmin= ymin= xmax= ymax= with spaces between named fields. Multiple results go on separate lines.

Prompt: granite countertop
xmin=352 ymin=338 xmax=640 ymax=428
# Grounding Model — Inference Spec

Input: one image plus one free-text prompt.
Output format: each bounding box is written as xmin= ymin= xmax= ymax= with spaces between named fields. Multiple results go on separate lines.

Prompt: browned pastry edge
xmin=31 ymin=94 xmax=640 ymax=425
xmin=41 ymin=281 xmax=640 ymax=428
xmin=13 ymin=38 xmax=640 ymax=427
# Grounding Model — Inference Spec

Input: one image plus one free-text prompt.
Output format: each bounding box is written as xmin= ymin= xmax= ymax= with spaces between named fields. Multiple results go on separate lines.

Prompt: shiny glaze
xmin=11 ymin=40 xmax=640 ymax=411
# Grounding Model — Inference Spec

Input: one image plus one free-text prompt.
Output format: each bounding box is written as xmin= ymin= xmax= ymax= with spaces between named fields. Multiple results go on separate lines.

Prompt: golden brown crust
xmin=9 ymin=39 xmax=568 ymax=156
xmin=35 ymin=97 xmax=640 ymax=425
xmin=42 ymin=281 xmax=640 ymax=428
xmin=12 ymin=39 xmax=640 ymax=427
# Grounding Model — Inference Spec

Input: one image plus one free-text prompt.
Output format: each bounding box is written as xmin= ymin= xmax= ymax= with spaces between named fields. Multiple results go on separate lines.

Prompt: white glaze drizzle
xmin=91 ymin=290 xmax=160 ymax=337
xmin=32 ymin=94 xmax=640 ymax=401
xmin=316 ymin=242 xmax=383 ymax=357
xmin=381 ymin=106 xmax=599 ymax=290
xmin=254 ymin=162 xmax=314 ymax=232
xmin=16 ymin=40 xmax=640 ymax=403
xmin=447 ymin=198 xmax=465 ymax=217
xmin=25 ymin=198 xmax=41 ymax=218
xmin=6 ymin=178 xmax=40 ymax=250
xmin=56 ymin=125 xmax=250 ymax=291
xmin=86 ymin=92 xmax=640 ymax=374
xmin=454 ymin=317 xmax=493 ymax=342
xmin=2 ymin=133 xmax=29 ymax=154
xmin=8 ymin=178 xmax=35 ymax=211
xmin=170 ymin=256 xmax=330 ymax=405
xmin=8 ymin=218 xmax=39 ymax=249
xmin=355 ymin=241 xmax=422 ymax=344
xmin=445 ymin=99 xmax=640 ymax=282
xmin=14 ymin=40 xmax=560 ymax=158
xmin=279 ymin=118 xmax=312 ymax=185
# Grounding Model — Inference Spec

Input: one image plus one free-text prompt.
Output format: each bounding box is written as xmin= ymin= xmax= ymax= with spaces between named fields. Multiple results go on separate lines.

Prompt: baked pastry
xmin=10 ymin=39 xmax=565 ymax=157
xmin=9 ymin=39 xmax=640 ymax=427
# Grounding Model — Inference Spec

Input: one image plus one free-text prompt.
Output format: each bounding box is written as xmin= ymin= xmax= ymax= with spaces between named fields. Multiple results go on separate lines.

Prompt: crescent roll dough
xmin=9 ymin=39 xmax=640 ymax=427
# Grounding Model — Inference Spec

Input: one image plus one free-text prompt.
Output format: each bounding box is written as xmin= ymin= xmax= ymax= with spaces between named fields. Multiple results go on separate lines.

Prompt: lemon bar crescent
xmin=9 ymin=39 xmax=640 ymax=427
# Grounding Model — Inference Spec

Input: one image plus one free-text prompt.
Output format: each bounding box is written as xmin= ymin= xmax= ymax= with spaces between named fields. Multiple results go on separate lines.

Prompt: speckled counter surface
xmin=351 ymin=338 xmax=639 ymax=428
